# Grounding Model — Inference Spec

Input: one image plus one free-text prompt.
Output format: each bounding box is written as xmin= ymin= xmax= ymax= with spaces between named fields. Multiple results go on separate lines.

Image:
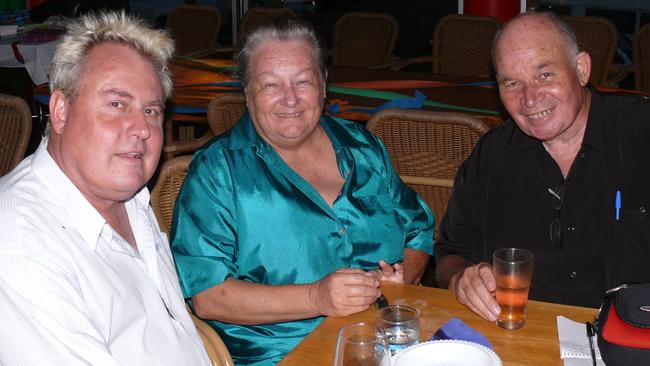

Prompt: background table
xmin=279 ymin=283 xmax=597 ymax=366
xmin=0 ymin=36 xmax=59 ymax=85
xmin=170 ymin=58 xmax=505 ymax=125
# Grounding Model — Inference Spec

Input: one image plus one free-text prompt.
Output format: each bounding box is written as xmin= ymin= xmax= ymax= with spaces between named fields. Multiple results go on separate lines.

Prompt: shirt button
xmin=570 ymin=271 xmax=577 ymax=279
xmin=339 ymin=227 xmax=347 ymax=235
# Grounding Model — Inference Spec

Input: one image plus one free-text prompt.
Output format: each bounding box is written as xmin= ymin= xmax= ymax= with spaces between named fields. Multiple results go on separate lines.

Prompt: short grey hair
xmin=50 ymin=11 xmax=175 ymax=100
xmin=492 ymin=12 xmax=579 ymax=68
xmin=236 ymin=16 xmax=326 ymax=91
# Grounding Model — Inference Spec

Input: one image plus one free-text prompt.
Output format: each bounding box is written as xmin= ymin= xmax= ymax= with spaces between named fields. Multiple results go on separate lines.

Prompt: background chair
xmin=162 ymin=115 xmax=213 ymax=161
xmin=560 ymin=15 xmax=626 ymax=87
xmin=166 ymin=5 xmax=222 ymax=56
xmin=187 ymin=306 xmax=234 ymax=366
xmin=367 ymin=109 xmax=489 ymax=286
xmin=0 ymin=93 xmax=32 ymax=177
xmin=151 ymin=155 xmax=193 ymax=235
xmin=366 ymin=109 xmax=489 ymax=233
xmin=391 ymin=14 xmax=500 ymax=77
xmin=331 ymin=12 xmax=399 ymax=68
xmin=238 ymin=7 xmax=296 ymax=47
xmin=634 ymin=23 xmax=650 ymax=93
xmin=207 ymin=93 xmax=247 ymax=136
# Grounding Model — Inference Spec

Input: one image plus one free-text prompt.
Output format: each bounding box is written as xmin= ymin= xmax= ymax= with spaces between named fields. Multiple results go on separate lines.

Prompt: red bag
xmin=595 ymin=284 xmax=650 ymax=365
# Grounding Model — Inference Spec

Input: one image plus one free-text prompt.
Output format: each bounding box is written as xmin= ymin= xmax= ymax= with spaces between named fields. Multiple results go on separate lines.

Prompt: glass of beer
xmin=493 ymin=248 xmax=534 ymax=330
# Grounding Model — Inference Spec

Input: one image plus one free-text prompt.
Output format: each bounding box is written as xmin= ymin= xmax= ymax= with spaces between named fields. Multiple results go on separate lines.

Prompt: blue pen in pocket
xmin=615 ymin=190 xmax=621 ymax=221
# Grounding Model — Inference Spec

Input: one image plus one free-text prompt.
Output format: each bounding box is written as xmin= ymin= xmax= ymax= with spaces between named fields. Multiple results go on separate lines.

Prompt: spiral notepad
xmin=556 ymin=316 xmax=605 ymax=366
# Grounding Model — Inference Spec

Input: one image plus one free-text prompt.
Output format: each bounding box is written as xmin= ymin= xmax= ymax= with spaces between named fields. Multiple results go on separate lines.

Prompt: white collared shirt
xmin=0 ymin=139 xmax=211 ymax=366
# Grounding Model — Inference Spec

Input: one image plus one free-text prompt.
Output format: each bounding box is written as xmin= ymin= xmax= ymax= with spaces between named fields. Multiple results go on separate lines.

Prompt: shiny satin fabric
xmin=171 ymin=114 xmax=434 ymax=365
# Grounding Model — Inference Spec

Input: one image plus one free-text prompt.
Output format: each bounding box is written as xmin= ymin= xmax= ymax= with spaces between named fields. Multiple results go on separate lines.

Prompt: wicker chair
xmin=167 ymin=5 xmax=222 ymax=56
xmin=151 ymin=155 xmax=193 ymax=234
xmin=187 ymin=306 xmax=234 ymax=366
xmin=207 ymin=94 xmax=247 ymax=136
xmin=0 ymin=93 xmax=32 ymax=177
xmin=634 ymin=23 xmax=650 ymax=93
xmin=560 ymin=16 xmax=625 ymax=87
xmin=239 ymin=7 xmax=296 ymax=47
xmin=151 ymin=160 xmax=233 ymax=365
xmin=331 ymin=12 xmax=399 ymax=69
xmin=366 ymin=109 xmax=489 ymax=233
xmin=391 ymin=14 xmax=500 ymax=77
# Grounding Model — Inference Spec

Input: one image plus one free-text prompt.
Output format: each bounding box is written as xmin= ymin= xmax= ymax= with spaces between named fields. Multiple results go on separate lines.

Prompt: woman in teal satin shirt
xmin=171 ymin=17 xmax=435 ymax=365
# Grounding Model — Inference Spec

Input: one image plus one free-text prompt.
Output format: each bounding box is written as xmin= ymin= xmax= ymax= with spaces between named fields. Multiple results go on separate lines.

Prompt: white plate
xmin=392 ymin=340 xmax=502 ymax=366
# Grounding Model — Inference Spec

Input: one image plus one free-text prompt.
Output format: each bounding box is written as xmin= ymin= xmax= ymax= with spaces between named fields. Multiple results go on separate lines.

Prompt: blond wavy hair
xmin=49 ymin=11 xmax=175 ymax=99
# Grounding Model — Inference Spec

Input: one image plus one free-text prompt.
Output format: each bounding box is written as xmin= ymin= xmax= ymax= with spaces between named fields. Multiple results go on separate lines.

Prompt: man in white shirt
xmin=0 ymin=12 xmax=211 ymax=365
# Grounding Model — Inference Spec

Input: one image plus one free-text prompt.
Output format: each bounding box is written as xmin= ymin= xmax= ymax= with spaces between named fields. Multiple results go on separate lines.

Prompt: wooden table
xmin=279 ymin=283 xmax=597 ymax=366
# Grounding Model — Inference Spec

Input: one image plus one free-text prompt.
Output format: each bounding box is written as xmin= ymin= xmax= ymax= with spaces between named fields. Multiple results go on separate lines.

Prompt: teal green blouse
xmin=171 ymin=114 xmax=434 ymax=365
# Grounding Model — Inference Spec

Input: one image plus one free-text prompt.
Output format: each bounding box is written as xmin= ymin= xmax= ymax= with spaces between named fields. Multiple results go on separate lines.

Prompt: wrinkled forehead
xmin=250 ymin=40 xmax=319 ymax=72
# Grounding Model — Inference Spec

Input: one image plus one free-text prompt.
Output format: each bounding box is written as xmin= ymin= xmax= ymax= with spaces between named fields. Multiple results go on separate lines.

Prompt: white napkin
xmin=556 ymin=316 xmax=606 ymax=366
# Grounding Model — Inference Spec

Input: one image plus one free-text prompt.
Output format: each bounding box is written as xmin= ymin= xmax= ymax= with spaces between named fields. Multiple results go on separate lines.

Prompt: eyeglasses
xmin=548 ymin=185 xmax=565 ymax=249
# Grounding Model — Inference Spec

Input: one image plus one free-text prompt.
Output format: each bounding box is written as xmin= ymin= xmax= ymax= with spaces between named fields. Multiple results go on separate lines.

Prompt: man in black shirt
xmin=435 ymin=12 xmax=650 ymax=321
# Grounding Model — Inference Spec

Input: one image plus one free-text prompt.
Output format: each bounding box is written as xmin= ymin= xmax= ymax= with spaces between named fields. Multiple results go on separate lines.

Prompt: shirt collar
xmin=32 ymin=138 xmax=150 ymax=251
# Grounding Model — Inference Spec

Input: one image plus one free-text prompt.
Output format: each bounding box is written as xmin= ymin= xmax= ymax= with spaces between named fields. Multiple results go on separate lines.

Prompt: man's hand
xmin=449 ymin=262 xmax=501 ymax=321
xmin=308 ymin=268 xmax=381 ymax=317
xmin=377 ymin=259 xmax=404 ymax=284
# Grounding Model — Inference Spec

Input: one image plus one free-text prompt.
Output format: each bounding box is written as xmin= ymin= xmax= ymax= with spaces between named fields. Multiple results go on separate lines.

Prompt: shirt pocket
xmin=610 ymin=206 xmax=650 ymax=284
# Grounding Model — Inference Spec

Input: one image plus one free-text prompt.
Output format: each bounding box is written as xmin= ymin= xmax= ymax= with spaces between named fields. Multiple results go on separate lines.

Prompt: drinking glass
xmin=376 ymin=304 xmax=420 ymax=355
xmin=334 ymin=322 xmax=391 ymax=366
xmin=493 ymin=248 xmax=534 ymax=330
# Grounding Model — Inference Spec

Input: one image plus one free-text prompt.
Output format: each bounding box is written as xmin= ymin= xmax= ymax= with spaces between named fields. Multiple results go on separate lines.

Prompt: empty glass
xmin=376 ymin=305 xmax=420 ymax=355
xmin=334 ymin=322 xmax=391 ymax=366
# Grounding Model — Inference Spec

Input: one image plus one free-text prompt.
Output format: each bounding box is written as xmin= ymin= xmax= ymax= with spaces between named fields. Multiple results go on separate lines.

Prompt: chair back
xmin=207 ymin=94 xmax=247 ymax=136
xmin=560 ymin=16 xmax=617 ymax=86
xmin=0 ymin=93 xmax=32 ymax=177
xmin=432 ymin=14 xmax=500 ymax=77
xmin=151 ymin=155 xmax=193 ymax=234
xmin=187 ymin=307 xmax=234 ymax=366
xmin=238 ymin=7 xmax=296 ymax=47
xmin=635 ymin=23 xmax=650 ymax=93
xmin=366 ymin=109 xmax=489 ymax=231
xmin=167 ymin=5 xmax=221 ymax=55
xmin=332 ymin=12 xmax=399 ymax=68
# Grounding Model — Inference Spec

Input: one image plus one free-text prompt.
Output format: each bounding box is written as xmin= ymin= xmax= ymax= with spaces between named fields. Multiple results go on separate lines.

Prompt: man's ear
xmin=48 ymin=90 xmax=69 ymax=135
xmin=575 ymin=51 xmax=592 ymax=86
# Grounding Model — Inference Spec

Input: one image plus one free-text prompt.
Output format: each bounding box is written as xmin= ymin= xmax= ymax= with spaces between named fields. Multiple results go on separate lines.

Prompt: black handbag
xmin=594 ymin=284 xmax=650 ymax=365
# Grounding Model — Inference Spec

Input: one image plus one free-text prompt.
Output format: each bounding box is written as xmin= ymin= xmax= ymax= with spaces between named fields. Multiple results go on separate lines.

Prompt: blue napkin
xmin=429 ymin=317 xmax=493 ymax=350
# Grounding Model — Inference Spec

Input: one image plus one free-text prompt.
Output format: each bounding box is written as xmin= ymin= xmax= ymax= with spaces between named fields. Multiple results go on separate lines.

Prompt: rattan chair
xmin=366 ymin=109 xmax=489 ymax=233
xmin=151 ymin=155 xmax=193 ymax=234
xmin=207 ymin=94 xmax=247 ymax=136
xmin=187 ymin=306 xmax=234 ymax=366
xmin=167 ymin=5 xmax=222 ymax=56
xmin=0 ymin=93 xmax=32 ymax=177
xmin=151 ymin=161 xmax=233 ymax=365
xmin=331 ymin=12 xmax=399 ymax=69
xmin=162 ymin=115 xmax=213 ymax=161
xmin=391 ymin=14 xmax=500 ymax=77
xmin=634 ymin=23 xmax=650 ymax=93
xmin=560 ymin=16 xmax=625 ymax=87
xmin=239 ymin=7 xmax=296 ymax=47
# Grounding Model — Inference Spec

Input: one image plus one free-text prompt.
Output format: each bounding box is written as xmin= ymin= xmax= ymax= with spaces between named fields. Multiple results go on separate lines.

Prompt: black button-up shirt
xmin=436 ymin=90 xmax=650 ymax=308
